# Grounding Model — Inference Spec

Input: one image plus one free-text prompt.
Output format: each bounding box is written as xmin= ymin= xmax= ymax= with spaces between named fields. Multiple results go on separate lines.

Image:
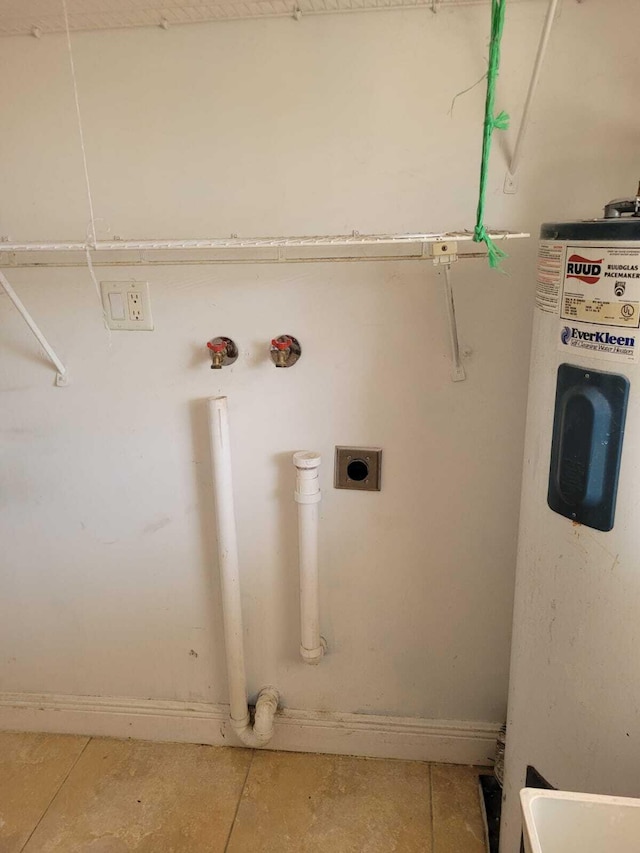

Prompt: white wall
xmin=0 ymin=0 xmax=638 ymax=744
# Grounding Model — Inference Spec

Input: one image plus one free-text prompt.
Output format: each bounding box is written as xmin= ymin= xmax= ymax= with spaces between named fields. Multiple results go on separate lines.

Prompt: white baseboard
xmin=0 ymin=692 xmax=499 ymax=765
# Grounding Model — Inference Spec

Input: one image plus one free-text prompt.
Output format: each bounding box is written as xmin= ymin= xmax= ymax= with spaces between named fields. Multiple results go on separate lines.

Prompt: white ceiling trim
xmin=0 ymin=0 xmax=541 ymax=36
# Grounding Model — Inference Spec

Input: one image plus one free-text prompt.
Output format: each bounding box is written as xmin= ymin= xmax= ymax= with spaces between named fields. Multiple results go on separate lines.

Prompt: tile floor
xmin=0 ymin=732 xmax=488 ymax=853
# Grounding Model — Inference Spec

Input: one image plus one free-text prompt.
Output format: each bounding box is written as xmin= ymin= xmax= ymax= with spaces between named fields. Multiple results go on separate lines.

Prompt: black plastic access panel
xmin=548 ymin=363 xmax=630 ymax=532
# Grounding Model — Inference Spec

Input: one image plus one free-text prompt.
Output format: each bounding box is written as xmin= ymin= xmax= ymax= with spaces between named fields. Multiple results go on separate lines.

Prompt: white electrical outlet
xmin=100 ymin=281 xmax=153 ymax=330
xmin=127 ymin=291 xmax=143 ymax=322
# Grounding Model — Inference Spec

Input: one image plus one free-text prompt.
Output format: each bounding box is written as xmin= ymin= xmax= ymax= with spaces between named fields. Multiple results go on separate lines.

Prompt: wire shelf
xmin=0 ymin=230 xmax=528 ymax=252
xmin=0 ymin=230 xmax=529 ymax=266
xmin=0 ymin=0 xmax=541 ymax=35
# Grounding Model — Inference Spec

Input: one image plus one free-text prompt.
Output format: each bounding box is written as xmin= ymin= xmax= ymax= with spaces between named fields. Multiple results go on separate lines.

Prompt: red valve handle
xmin=207 ymin=341 xmax=227 ymax=353
xmin=271 ymin=337 xmax=291 ymax=350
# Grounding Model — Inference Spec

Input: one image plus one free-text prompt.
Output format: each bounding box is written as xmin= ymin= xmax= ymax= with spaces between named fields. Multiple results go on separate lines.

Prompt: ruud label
xmin=561 ymin=245 xmax=640 ymax=329
xmin=565 ymin=254 xmax=603 ymax=285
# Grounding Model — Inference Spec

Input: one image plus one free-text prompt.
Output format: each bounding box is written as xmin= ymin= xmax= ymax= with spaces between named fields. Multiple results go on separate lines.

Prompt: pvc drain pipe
xmin=207 ymin=396 xmax=279 ymax=746
xmin=293 ymin=451 xmax=326 ymax=664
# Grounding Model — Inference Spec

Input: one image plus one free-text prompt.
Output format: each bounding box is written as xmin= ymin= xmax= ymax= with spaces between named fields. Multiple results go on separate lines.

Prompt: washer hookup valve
xmin=270 ymin=335 xmax=302 ymax=368
xmin=207 ymin=337 xmax=238 ymax=369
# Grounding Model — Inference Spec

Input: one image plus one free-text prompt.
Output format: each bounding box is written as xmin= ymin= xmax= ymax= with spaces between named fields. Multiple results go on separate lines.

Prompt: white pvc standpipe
xmin=208 ymin=396 xmax=278 ymax=746
xmin=293 ymin=452 xmax=325 ymax=664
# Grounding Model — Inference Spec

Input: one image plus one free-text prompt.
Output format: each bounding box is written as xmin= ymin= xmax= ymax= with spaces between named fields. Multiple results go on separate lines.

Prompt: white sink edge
xmin=521 ymin=788 xmax=640 ymax=810
xmin=520 ymin=787 xmax=640 ymax=853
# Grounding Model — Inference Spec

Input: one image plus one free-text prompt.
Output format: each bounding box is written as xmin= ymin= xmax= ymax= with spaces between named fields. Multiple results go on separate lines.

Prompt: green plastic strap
xmin=474 ymin=0 xmax=510 ymax=269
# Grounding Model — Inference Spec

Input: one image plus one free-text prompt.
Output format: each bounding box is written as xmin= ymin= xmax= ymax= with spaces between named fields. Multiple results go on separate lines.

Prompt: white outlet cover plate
xmin=100 ymin=280 xmax=153 ymax=331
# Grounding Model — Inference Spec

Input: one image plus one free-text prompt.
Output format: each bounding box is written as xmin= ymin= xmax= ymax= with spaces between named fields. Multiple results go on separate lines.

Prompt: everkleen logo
xmin=561 ymin=325 xmax=636 ymax=349
xmin=566 ymin=254 xmax=603 ymax=285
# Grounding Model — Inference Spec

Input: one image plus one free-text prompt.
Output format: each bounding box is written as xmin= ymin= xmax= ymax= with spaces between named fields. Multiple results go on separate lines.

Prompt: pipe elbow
xmin=231 ymin=686 xmax=279 ymax=747
xmin=300 ymin=636 xmax=327 ymax=665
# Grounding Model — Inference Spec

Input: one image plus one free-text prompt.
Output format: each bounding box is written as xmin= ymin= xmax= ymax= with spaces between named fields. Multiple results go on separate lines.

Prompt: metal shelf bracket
xmin=0 ymin=269 xmax=69 ymax=386
xmin=504 ymin=0 xmax=560 ymax=194
xmin=443 ymin=263 xmax=466 ymax=382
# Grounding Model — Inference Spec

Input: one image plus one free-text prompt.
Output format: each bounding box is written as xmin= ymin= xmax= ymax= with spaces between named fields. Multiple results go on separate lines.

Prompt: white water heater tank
xmin=501 ymin=192 xmax=640 ymax=853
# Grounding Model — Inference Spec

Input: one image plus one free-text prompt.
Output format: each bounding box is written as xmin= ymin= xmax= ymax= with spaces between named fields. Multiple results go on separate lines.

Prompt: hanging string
xmin=473 ymin=0 xmax=509 ymax=269
xmin=61 ymin=0 xmax=112 ymax=338
xmin=61 ymin=0 xmax=97 ymax=247
xmin=85 ymin=246 xmax=112 ymax=339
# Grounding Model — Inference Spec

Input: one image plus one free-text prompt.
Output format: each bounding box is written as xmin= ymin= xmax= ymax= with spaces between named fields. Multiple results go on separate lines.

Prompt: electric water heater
xmin=500 ymin=190 xmax=640 ymax=853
